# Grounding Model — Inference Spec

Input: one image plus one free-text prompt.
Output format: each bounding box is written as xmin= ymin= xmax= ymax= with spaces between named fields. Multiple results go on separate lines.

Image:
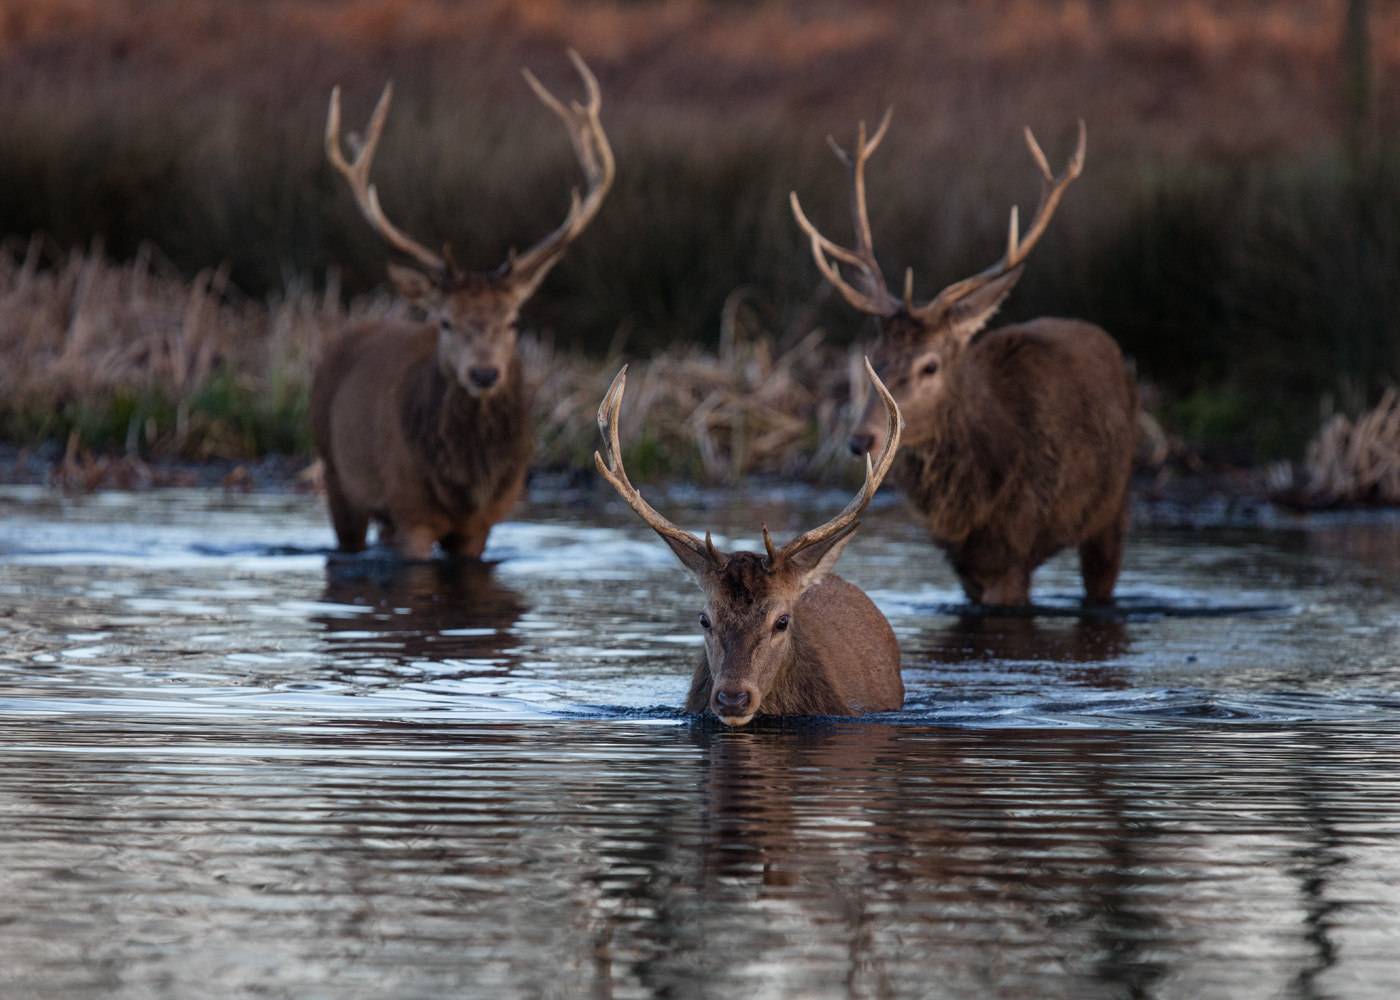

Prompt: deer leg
xmin=441 ymin=515 xmax=494 ymax=559
xmin=1079 ymin=513 xmax=1127 ymax=605
xmin=443 ymin=470 xmax=527 ymax=559
xmin=956 ymin=573 xmax=985 ymax=605
xmin=952 ymin=552 xmax=1031 ymax=606
xmin=395 ymin=524 xmax=440 ymax=562
xmin=325 ymin=477 xmax=369 ymax=553
xmin=979 ymin=568 xmax=1032 ymax=607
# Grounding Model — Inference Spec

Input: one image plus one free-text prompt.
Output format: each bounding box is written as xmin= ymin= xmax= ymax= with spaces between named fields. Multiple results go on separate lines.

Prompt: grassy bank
xmin=0 ymin=242 xmax=869 ymax=484
xmin=2 ymin=0 xmax=1399 ymax=479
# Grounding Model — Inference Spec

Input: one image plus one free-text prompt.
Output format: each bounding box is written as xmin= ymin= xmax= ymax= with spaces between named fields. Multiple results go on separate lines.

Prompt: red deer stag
xmin=791 ymin=115 xmax=1137 ymax=606
xmin=312 ymin=51 xmax=614 ymax=559
xmin=595 ymin=360 xmax=905 ymax=725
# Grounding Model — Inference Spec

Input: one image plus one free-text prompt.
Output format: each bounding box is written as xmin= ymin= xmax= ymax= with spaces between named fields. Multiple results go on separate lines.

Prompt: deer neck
xmin=403 ymin=361 xmax=532 ymax=503
xmin=893 ymin=357 xmax=1020 ymax=541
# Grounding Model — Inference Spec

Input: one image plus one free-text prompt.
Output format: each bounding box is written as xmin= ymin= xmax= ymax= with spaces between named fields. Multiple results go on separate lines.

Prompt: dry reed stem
xmin=524 ymin=290 xmax=868 ymax=483
xmin=1302 ymin=388 xmax=1400 ymax=505
xmin=2 ymin=243 xmax=877 ymax=484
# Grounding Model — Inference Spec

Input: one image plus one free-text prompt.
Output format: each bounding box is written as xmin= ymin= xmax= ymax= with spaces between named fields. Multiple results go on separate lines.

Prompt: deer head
xmin=790 ymin=114 xmax=1086 ymax=456
xmin=326 ymin=50 xmax=614 ymax=398
xmin=594 ymin=359 xmax=902 ymax=726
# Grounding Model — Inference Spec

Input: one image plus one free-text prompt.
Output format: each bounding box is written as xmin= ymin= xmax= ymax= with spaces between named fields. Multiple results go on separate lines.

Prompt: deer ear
xmin=659 ymin=532 xmax=726 ymax=591
xmin=945 ymin=265 xmax=1023 ymax=342
xmin=387 ymin=263 xmax=441 ymax=305
xmin=788 ymin=521 xmax=858 ymax=590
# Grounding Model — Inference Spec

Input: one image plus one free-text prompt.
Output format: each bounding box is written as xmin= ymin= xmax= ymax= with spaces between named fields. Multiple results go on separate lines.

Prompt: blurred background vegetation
xmin=0 ymin=0 xmax=1397 ymax=483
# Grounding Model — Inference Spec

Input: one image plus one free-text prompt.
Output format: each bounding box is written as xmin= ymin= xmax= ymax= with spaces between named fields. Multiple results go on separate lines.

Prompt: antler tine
xmin=830 ymin=107 xmax=892 ymax=270
xmin=917 ymin=119 xmax=1086 ymax=317
xmin=504 ymin=50 xmax=616 ymax=289
xmin=1011 ymin=117 xmax=1085 ymax=267
xmin=325 ymin=83 xmax=448 ymax=273
xmin=790 ymin=109 xmax=900 ymax=317
xmin=594 ymin=366 xmax=722 ymax=568
xmin=775 ymin=358 xmax=903 ymax=562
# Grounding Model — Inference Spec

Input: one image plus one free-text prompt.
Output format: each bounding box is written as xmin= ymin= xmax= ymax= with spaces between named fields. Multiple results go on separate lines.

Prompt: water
xmin=2 ymin=483 xmax=1400 ymax=998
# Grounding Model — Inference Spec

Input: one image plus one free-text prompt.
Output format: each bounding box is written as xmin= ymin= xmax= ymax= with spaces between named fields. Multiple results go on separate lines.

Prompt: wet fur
xmin=887 ymin=318 xmax=1136 ymax=604
xmin=684 ymin=555 xmax=903 ymax=718
xmin=311 ymin=319 xmax=531 ymax=559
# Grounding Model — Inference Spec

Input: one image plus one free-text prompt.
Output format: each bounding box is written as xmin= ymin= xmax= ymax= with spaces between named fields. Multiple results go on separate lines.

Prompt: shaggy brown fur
xmin=680 ymin=552 xmax=903 ymax=722
xmin=859 ymin=314 xmax=1137 ymax=606
xmin=311 ymin=315 xmax=531 ymax=560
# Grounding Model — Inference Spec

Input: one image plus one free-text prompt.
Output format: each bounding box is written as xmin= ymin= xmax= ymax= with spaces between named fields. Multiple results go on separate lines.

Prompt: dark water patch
xmin=2 ymin=719 xmax=1400 ymax=998
xmin=913 ymin=593 xmax=1295 ymax=622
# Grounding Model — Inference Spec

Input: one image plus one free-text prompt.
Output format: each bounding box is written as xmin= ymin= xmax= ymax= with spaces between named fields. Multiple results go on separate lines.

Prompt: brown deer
xmin=595 ymin=360 xmax=905 ymax=725
xmin=312 ymin=51 xmax=614 ymax=560
xmin=791 ymin=115 xmax=1137 ymax=606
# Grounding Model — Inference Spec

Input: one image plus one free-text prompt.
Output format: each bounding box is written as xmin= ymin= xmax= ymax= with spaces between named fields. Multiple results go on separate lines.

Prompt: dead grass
xmin=0 ymin=238 xmax=397 ymax=458
xmin=527 ymin=287 xmax=867 ymax=483
xmin=3 ymin=0 xmax=1400 ymax=481
xmin=0 ymin=242 xmax=871 ymax=483
xmin=1296 ymin=389 xmax=1400 ymax=505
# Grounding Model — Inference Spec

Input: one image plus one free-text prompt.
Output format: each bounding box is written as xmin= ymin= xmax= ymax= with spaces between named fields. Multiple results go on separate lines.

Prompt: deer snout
xmin=849 ymin=432 xmax=875 ymax=457
xmin=713 ymin=687 xmax=757 ymax=726
xmin=468 ymin=366 xmax=501 ymax=390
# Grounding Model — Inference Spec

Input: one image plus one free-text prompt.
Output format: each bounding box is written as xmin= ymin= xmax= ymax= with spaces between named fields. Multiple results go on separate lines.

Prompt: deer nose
xmin=849 ymin=433 xmax=875 ymax=456
xmin=467 ymin=366 xmax=500 ymax=390
xmin=715 ymin=689 xmax=751 ymax=714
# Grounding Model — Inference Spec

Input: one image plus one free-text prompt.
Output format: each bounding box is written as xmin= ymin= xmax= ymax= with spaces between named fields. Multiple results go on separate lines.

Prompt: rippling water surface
xmin=2 ymin=484 xmax=1399 ymax=998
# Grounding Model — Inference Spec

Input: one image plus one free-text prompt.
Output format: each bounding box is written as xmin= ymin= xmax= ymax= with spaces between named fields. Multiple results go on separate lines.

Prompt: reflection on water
xmin=1 ymin=721 xmax=1399 ymax=999
xmin=1 ymin=486 xmax=1400 ymax=996
xmin=921 ymin=612 xmax=1132 ymax=664
xmin=317 ymin=555 xmax=526 ymax=668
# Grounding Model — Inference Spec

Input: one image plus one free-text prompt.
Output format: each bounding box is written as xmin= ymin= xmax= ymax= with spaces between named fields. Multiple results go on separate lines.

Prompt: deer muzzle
xmin=713 ymin=685 xmax=758 ymax=727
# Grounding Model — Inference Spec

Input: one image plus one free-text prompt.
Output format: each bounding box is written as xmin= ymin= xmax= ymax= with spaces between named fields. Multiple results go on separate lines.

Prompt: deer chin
xmin=717 ymin=711 xmax=757 ymax=727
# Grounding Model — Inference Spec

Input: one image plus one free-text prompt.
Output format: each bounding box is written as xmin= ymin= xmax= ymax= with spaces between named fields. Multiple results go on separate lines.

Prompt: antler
xmin=916 ymin=119 xmax=1086 ymax=320
xmin=766 ymin=357 xmax=903 ymax=563
xmin=789 ymin=109 xmax=901 ymax=317
xmin=325 ymin=81 xmax=448 ymax=273
xmin=595 ymin=366 xmax=724 ymax=570
xmin=502 ymin=49 xmax=616 ymax=292
xmin=326 ymin=50 xmax=614 ymax=288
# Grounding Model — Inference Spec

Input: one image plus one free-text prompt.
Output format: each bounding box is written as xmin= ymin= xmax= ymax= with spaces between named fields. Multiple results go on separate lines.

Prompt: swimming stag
xmin=312 ymin=51 xmax=614 ymax=559
xmin=595 ymin=360 xmax=905 ymax=726
xmin=791 ymin=115 xmax=1137 ymax=606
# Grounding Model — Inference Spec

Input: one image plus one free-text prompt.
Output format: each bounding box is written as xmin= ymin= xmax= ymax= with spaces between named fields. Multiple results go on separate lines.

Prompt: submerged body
xmin=682 ymin=561 xmax=904 ymax=723
xmin=310 ymin=319 xmax=531 ymax=560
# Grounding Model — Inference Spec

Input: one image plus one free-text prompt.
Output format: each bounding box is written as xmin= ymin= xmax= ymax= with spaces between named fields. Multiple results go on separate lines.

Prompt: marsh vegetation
xmin=1 ymin=0 xmax=1398 ymax=495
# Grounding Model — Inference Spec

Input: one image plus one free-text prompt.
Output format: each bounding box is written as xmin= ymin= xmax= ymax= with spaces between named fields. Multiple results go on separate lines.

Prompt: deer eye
xmin=919 ymin=359 xmax=939 ymax=376
xmin=774 ymin=614 xmax=790 ymax=632
xmin=699 ymin=612 xmax=711 ymax=631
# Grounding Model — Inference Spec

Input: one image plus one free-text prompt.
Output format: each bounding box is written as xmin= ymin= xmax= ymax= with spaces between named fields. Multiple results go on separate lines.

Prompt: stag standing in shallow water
xmin=595 ymin=360 xmax=905 ymax=726
xmin=312 ymin=51 xmax=613 ymax=560
xmin=791 ymin=116 xmax=1137 ymax=606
